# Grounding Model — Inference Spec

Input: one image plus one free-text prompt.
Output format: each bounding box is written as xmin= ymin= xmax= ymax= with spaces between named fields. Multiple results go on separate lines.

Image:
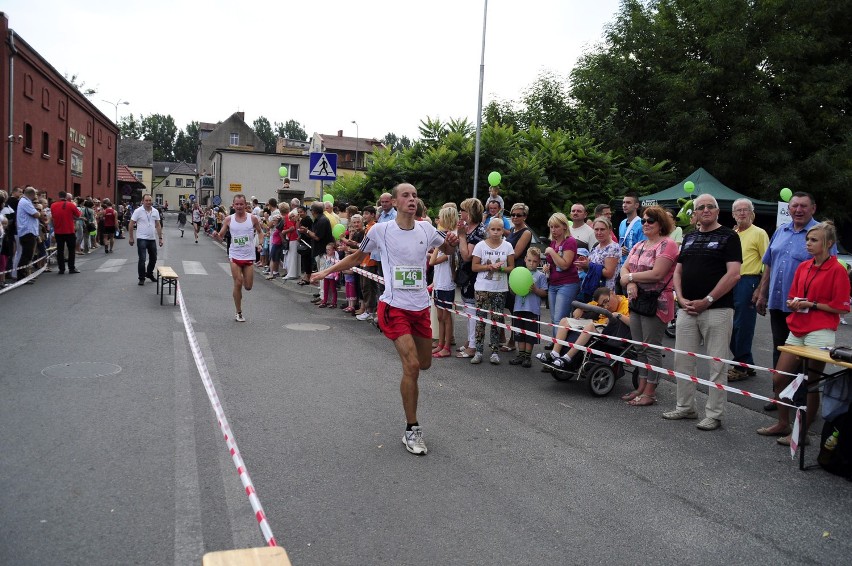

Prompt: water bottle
xmin=818 ymin=430 xmax=840 ymax=466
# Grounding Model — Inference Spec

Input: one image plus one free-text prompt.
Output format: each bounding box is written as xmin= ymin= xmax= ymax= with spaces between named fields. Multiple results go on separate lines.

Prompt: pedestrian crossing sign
xmin=309 ymin=152 xmax=337 ymax=181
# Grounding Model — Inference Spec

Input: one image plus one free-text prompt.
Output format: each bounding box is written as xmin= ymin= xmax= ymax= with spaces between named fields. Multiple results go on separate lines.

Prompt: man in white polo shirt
xmin=127 ymin=194 xmax=163 ymax=286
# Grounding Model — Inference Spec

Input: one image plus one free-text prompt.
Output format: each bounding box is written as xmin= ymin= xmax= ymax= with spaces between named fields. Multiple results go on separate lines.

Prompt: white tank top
xmin=228 ymin=214 xmax=255 ymax=261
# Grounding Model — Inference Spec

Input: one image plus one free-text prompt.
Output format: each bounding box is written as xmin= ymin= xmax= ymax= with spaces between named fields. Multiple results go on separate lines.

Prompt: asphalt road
xmin=1 ymin=221 xmax=850 ymax=565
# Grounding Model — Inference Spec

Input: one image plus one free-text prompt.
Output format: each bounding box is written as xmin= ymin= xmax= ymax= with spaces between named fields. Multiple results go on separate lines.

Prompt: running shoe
xmin=235 ymin=312 xmax=246 ymax=322
xmin=470 ymin=352 xmax=483 ymax=364
xmin=356 ymin=312 xmax=373 ymax=321
xmin=402 ymin=426 xmax=427 ymax=455
xmin=536 ymin=351 xmax=555 ymax=363
xmin=489 ymin=353 xmax=500 ymax=365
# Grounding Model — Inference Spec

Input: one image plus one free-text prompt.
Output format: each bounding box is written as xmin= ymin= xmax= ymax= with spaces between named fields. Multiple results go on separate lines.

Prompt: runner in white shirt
xmin=213 ymin=194 xmax=265 ymax=322
xmin=311 ymin=183 xmax=459 ymax=456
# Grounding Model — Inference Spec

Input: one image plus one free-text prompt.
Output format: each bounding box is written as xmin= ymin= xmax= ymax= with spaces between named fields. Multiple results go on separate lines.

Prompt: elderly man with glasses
xmin=727 ymin=199 xmax=769 ymax=381
xmin=663 ymin=194 xmax=742 ymax=431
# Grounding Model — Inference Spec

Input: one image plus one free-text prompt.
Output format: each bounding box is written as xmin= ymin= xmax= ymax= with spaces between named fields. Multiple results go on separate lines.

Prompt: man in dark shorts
xmin=312 ymin=183 xmax=459 ymax=455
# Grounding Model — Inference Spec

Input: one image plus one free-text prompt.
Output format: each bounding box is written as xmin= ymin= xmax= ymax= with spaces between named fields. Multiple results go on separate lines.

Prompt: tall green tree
xmin=274 ymin=119 xmax=308 ymax=141
xmin=382 ymin=133 xmax=412 ymax=153
xmin=252 ymin=116 xmax=275 ymax=153
xmin=118 ymin=114 xmax=142 ymax=139
xmin=570 ymin=0 xmax=852 ymax=219
xmin=174 ymin=121 xmax=199 ymax=163
xmin=141 ymin=114 xmax=178 ymax=161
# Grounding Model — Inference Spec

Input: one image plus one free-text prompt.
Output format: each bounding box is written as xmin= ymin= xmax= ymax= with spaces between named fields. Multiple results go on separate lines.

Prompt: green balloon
xmin=509 ymin=267 xmax=534 ymax=297
xmin=323 ymin=194 xmax=334 ymax=204
xmin=684 ymin=181 xmax=695 ymax=193
xmin=332 ymin=223 xmax=346 ymax=240
xmin=278 ymin=166 xmax=288 ymax=177
xmin=838 ymin=258 xmax=848 ymax=270
xmin=780 ymin=187 xmax=792 ymax=202
xmin=488 ymin=171 xmax=502 ymax=187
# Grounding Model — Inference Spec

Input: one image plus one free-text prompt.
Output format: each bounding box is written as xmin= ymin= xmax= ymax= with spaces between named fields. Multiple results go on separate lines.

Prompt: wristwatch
xmin=705 ymin=295 xmax=714 ymax=304
xmin=628 ymin=273 xmax=634 ymax=283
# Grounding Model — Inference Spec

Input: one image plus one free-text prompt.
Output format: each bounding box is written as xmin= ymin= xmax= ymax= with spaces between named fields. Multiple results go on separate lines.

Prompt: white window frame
xmin=229 ymin=133 xmax=239 ymax=146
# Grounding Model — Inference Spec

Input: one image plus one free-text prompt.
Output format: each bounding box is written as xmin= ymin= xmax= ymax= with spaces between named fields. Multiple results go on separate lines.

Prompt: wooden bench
xmin=202 ymin=546 xmax=292 ymax=566
xmin=156 ymin=266 xmax=179 ymax=305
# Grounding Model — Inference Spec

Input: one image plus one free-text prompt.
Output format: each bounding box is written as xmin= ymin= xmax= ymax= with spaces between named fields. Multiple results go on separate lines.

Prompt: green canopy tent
xmin=638 ymin=168 xmax=777 ymax=216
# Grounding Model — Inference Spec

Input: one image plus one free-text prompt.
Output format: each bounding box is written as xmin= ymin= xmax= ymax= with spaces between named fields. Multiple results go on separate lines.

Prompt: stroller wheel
xmin=665 ymin=320 xmax=676 ymax=339
xmin=585 ymin=363 xmax=616 ymax=397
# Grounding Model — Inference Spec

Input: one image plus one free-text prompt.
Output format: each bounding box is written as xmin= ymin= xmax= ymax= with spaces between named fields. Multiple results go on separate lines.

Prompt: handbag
xmin=628 ymin=273 xmax=673 ymax=317
xmin=297 ymin=239 xmax=311 ymax=254
xmin=629 ymin=287 xmax=663 ymax=317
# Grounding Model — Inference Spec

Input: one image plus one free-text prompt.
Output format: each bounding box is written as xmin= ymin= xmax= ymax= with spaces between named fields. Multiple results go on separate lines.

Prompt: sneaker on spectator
xmin=470 ymin=352 xmax=483 ymax=364
xmin=356 ymin=312 xmax=373 ymax=321
xmin=662 ymin=408 xmax=698 ymax=420
xmin=536 ymin=351 xmax=555 ymax=363
xmin=402 ymin=426 xmax=427 ymax=455
xmin=489 ymin=352 xmax=500 ymax=365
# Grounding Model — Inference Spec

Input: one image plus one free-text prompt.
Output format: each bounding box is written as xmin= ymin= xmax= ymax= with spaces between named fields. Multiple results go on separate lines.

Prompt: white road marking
xmin=95 ymin=258 xmax=128 ymax=272
xmin=182 ymin=261 xmax=208 ymax=275
xmin=192 ymin=332 xmax=262 ymax=549
xmin=219 ymin=263 xmax=233 ymax=275
xmin=173 ymin=332 xmax=205 ymax=564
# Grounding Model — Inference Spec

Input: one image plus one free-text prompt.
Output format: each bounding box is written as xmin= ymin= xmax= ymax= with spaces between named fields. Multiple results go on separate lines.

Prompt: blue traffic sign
xmin=309 ymin=152 xmax=338 ymax=181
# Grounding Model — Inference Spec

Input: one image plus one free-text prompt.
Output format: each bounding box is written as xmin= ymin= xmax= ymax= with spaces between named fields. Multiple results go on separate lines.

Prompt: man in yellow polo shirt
xmin=729 ymin=198 xmax=769 ymax=381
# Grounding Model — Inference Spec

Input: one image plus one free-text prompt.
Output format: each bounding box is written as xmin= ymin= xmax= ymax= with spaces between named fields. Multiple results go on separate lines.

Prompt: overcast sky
xmin=6 ymin=0 xmax=620 ymax=142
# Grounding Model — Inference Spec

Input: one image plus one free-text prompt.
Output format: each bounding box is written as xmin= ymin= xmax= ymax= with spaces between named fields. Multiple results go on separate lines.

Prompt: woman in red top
xmin=757 ymin=222 xmax=851 ymax=444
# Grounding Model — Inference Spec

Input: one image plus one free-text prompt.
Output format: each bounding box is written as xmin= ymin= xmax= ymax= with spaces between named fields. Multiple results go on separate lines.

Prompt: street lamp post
xmin=102 ymin=99 xmax=130 ymax=124
xmin=472 ymin=0 xmax=488 ymax=199
xmin=351 ymin=120 xmax=359 ymax=172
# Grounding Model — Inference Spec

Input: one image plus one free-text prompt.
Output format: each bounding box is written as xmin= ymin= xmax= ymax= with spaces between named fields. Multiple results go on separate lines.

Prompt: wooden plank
xmin=158 ymin=266 xmax=179 ymax=279
xmin=202 ymin=546 xmax=292 ymax=566
xmin=777 ymin=345 xmax=852 ymax=370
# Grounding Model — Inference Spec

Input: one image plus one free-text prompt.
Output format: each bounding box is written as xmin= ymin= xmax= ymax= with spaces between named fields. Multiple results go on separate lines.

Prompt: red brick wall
xmin=1 ymin=14 xmax=118 ymax=201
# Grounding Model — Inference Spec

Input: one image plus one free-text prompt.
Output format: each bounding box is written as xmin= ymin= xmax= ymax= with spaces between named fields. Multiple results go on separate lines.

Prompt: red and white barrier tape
xmin=351 ymin=266 xmax=795 ymax=377
xmin=0 ymin=250 xmax=56 ymax=296
xmin=176 ymin=285 xmax=278 ymax=547
xmin=350 ymin=266 xmax=807 ymax=456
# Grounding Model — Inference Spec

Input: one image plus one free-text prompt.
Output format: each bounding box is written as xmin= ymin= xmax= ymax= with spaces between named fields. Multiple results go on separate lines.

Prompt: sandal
xmin=432 ymin=348 xmax=452 ymax=358
xmin=756 ymin=425 xmax=791 ymax=437
xmin=432 ymin=344 xmax=445 ymax=354
xmin=777 ymin=434 xmax=809 ymax=446
xmin=621 ymin=390 xmax=641 ymax=402
xmin=628 ymin=394 xmax=657 ymax=406
xmin=455 ymin=348 xmax=475 ymax=358
xmin=499 ymin=344 xmax=515 ymax=352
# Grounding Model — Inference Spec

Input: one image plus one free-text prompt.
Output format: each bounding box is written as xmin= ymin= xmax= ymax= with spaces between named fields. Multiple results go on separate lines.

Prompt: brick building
xmin=0 ymin=12 xmax=118 ymax=200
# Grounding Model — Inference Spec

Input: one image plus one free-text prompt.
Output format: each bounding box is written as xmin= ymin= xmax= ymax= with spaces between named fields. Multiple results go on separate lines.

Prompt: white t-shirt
xmin=432 ymin=250 xmax=455 ymax=291
xmin=570 ymin=222 xmax=595 ymax=250
xmin=473 ymin=239 xmax=514 ymax=292
xmin=130 ymin=206 xmax=161 ymax=240
xmin=359 ymin=220 xmax=444 ymax=311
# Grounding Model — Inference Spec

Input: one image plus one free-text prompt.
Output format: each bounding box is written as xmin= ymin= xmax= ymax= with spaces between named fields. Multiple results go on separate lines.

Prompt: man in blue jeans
xmin=127 ymin=195 xmax=163 ymax=286
xmin=728 ymin=198 xmax=769 ymax=381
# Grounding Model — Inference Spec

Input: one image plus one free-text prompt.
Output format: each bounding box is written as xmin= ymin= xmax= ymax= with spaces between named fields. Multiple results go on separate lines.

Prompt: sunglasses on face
xmin=640 ymin=217 xmax=656 ymax=225
xmin=695 ymin=204 xmax=717 ymax=211
xmin=510 ymin=213 xmax=525 ymax=218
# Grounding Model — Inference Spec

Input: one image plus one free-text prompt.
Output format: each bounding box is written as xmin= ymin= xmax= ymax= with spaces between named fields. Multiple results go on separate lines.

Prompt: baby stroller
xmin=539 ymin=300 xmax=637 ymax=396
